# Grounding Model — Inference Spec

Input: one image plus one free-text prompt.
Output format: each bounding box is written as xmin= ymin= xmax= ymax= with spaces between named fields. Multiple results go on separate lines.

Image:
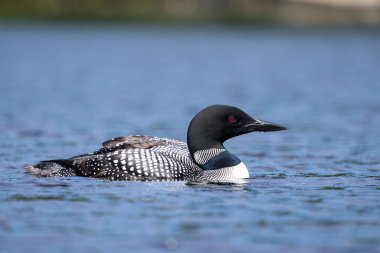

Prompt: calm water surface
xmin=0 ymin=22 xmax=379 ymax=253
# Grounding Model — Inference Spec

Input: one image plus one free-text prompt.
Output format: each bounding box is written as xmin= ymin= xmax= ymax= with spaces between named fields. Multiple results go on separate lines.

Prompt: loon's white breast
xmin=230 ymin=162 xmax=250 ymax=179
xmin=202 ymin=162 xmax=249 ymax=182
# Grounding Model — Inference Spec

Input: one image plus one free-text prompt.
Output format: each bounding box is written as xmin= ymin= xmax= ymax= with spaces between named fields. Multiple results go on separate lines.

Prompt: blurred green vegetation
xmin=0 ymin=0 xmax=379 ymax=25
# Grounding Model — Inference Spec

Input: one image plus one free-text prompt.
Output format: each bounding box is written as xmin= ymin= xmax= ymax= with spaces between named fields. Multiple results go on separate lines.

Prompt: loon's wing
xmin=66 ymin=135 xmax=178 ymax=160
xmin=102 ymin=135 xmax=188 ymax=151
xmin=102 ymin=135 xmax=167 ymax=150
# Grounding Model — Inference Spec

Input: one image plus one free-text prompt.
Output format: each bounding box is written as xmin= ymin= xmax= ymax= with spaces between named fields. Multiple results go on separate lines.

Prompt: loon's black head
xmin=187 ymin=104 xmax=286 ymax=156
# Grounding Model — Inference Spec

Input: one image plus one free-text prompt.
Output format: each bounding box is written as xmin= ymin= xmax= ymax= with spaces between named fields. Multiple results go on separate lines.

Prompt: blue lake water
xmin=0 ymin=22 xmax=380 ymax=253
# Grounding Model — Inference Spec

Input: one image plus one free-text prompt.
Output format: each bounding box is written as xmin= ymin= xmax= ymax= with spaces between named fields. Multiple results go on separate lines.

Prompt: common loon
xmin=25 ymin=105 xmax=286 ymax=182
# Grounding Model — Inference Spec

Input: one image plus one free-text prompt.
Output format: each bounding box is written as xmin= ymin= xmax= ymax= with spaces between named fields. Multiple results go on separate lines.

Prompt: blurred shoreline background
xmin=1 ymin=0 xmax=380 ymax=26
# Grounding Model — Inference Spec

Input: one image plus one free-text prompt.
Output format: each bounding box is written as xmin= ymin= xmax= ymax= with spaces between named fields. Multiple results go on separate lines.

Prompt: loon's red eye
xmin=228 ymin=116 xmax=237 ymax=123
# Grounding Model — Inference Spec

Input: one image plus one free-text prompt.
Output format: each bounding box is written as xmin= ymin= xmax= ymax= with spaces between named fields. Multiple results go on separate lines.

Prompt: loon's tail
xmin=24 ymin=160 xmax=75 ymax=177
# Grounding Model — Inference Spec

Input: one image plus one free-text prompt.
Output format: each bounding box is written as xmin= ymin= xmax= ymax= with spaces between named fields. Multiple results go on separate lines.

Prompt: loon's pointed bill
xmin=243 ymin=119 xmax=287 ymax=132
xmin=25 ymin=104 xmax=286 ymax=183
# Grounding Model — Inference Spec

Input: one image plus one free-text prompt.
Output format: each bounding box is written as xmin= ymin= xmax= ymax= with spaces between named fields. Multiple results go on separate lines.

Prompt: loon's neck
xmin=187 ymin=132 xmax=250 ymax=180
xmin=187 ymin=120 xmax=224 ymax=157
xmin=193 ymin=149 xmax=240 ymax=169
